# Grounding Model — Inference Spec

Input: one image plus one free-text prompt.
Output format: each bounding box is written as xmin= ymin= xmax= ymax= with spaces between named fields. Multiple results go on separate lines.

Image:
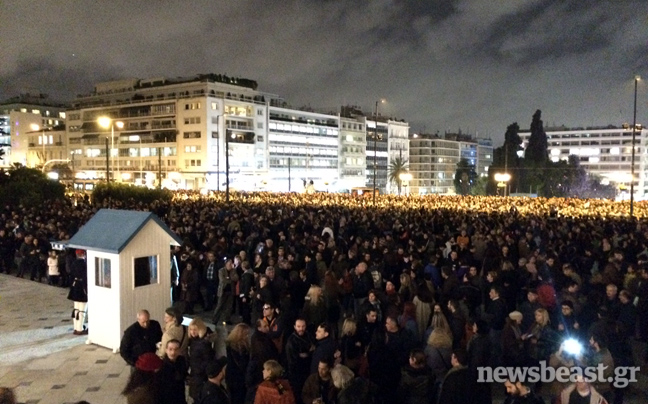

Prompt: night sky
xmin=1 ymin=0 xmax=646 ymax=144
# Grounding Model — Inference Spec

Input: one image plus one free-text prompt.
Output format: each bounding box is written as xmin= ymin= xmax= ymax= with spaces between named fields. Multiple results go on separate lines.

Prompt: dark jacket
xmin=398 ymin=365 xmax=435 ymax=404
xmin=301 ymin=373 xmax=335 ymax=404
xmin=226 ymin=346 xmax=249 ymax=404
xmin=285 ymin=331 xmax=314 ymax=385
xmin=198 ymin=381 xmax=230 ymax=404
xmin=188 ymin=333 xmax=216 ymax=399
xmin=310 ymin=336 xmax=337 ymax=374
xmin=119 ymin=320 xmax=163 ymax=366
xmin=467 ymin=333 xmax=491 ymax=369
xmin=159 ymin=356 xmax=189 ymax=404
xmin=67 ymin=258 xmax=88 ymax=302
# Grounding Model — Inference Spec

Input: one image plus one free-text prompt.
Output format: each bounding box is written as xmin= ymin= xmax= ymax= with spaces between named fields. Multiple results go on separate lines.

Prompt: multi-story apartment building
xmin=519 ymin=125 xmax=648 ymax=197
xmin=409 ymin=132 xmax=493 ymax=195
xmin=267 ymin=107 xmax=341 ymax=192
xmin=338 ymin=116 xmax=368 ymax=191
xmin=0 ymin=94 xmax=66 ymax=167
xmin=65 ymin=75 xmax=278 ymax=189
xmin=10 ymin=75 xmax=410 ymax=193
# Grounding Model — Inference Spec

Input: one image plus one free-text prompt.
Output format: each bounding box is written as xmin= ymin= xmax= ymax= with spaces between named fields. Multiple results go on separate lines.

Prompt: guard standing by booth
xmin=68 ymin=249 xmax=88 ymax=335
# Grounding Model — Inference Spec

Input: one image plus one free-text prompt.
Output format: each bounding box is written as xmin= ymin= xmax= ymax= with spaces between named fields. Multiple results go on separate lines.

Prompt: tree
xmin=520 ymin=110 xmax=549 ymax=195
xmin=0 ymin=166 xmax=65 ymax=205
xmin=525 ymin=110 xmax=548 ymax=164
xmin=487 ymin=122 xmax=522 ymax=195
xmin=388 ymin=156 xmax=409 ymax=195
xmin=471 ymin=176 xmax=488 ymax=196
xmin=454 ymin=158 xmax=477 ymax=195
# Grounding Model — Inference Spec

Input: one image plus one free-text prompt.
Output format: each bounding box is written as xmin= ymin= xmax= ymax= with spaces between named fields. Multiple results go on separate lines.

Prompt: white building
xmin=0 ymin=94 xmax=66 ymax=167
xmin=409 ymin=133 xmax=493 ymax=195
xmin=519 ymin=125 xmax=648 ymax=198
xmin=267 ymin=107 xmax=341 ymax=192
xmin=66 ymin=75 xmax=278 ymax=190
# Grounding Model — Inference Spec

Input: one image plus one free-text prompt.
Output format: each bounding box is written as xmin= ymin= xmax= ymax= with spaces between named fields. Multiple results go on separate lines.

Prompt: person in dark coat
xmin=285 ymin=318 xmax=315 ymax=403
xmin=246 ymin=319 xmax=280 ymax=403
xmin=398 ymin=349 xmax=435 ymax=404
xmin=180 ymin=261 xmax=201 ymax=314
xmin=198 ymin=357 xmax=229 ymax=404
xmin=187 ymin=318 xmax=216 ymax=401
xmin=437 ymin=349 xmax=491 ymax=404
xmin=67 ymin=249 xmax=88 ymax=335
xmin=310 ymin=323 xmax=338 ymax=374
xmin=226 ymin=323 xmax=251 ymax=404
xmin=467 ymin=319 xmax=491 ymax=369
xmin=120 ymin=309 xmax=163 ymax=367
xmin=159 ymin=339 xmax=189 ymax=404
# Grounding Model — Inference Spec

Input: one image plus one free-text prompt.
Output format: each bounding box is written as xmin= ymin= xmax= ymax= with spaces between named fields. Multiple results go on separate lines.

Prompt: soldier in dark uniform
xmin=67 ymin=249 xmax=88 ymax=335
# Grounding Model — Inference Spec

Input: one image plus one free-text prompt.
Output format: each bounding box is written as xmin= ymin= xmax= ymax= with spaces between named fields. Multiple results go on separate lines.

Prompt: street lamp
xmin=630 ymin=75 xmax=641 ymax=218
xmin=98 ymin=117 xmax=124 ymax=182
xmin=494 ymin=173 xmax=511 ymax=197
xmin=399 ymin=172 xmax=412 ymax=196
xmin=372 ymin=99 xmax=385 ymax=206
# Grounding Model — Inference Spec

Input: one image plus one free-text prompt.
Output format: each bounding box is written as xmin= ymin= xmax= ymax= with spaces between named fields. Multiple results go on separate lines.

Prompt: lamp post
xmin=98 ymin=117 xmax=124 ymax=182
xmin=494 ymin=173 xmax=511 ymax=197
xmin=372 ymin=99 xmax=385 ymax=206
xmin=630 ymin=75 xmax=641 ymax=218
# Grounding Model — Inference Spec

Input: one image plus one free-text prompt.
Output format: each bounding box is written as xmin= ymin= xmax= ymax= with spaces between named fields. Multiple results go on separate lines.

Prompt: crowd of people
xmin=1 ymin=191 xmax=648 ymax=404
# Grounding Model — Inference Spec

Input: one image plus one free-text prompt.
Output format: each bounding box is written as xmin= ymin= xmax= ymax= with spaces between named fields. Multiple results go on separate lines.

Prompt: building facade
xmin=0 ymin=94 xmax=67 ymax=167
xmin=10 ymin=75 xmax=413 ymax=193
xmin=65 ymin=75 xmax=277 ymax=190
xmin=409 ymin=133 xmax=493 ymax=195
xmin=519 ymin=125 xmax=648 ymax=198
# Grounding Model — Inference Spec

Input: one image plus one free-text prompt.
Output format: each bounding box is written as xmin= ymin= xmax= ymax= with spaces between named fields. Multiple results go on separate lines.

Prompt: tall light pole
xmin=372 ymin=99 xmax=385 ymax=206
xmin=630 ymin=75 xmax=641 ymax=218
xmin=98 ymin=117 xmax=124 ymax=182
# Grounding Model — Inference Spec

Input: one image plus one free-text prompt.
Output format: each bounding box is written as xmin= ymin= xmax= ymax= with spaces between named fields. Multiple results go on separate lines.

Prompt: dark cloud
xmin=0 ymin=0 xmax=646 ymax=143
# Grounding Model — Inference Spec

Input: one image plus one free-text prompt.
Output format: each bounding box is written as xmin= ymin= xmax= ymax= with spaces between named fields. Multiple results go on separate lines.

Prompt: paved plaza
xmin=1 ymin=273 xmax=647 ymax=404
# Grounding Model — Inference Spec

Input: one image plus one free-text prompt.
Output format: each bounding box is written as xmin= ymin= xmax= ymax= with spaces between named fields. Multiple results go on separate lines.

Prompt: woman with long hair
xmin=412 ymin=282 xmax=434 ymax=341
xmin=187 ymin=317 xmax=215 ymax=401
xmin=302 ymin=285 xmax=328 ymax=336
xmin=398 ymin=273 xmax=416 ymax=303
xmin=340 ymin=317 xmax=363 ymax=373
xmin=254 ymin=360 xmax=296 ymax=404
xmin=226 ymin=323 xmax=251 ymax=404
xmin=425 ymin=327 xmax=453 ymax=396
xmin=523 ymin=308 xmax=559 ymax=362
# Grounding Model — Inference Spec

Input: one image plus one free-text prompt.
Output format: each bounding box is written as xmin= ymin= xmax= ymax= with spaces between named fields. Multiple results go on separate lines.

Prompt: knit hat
xmin=206 ymin=357 xmax=228 ymax=378
xmin=509 ymin=311 xmax=523 ymax=322
xmin=135 ymin=353 xmax=163 ymax=372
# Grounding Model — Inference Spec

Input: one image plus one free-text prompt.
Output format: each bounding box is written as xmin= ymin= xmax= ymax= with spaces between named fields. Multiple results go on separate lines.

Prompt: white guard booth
xmin=66 ymin=209 xmax=182 ymax=352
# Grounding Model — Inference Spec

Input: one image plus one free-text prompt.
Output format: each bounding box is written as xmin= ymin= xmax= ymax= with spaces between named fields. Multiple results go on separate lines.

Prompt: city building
xmin=267 ymin=107 xmax=341 ymax=192
xmin=409 ymin=132 xmax=493 ymax=195
xmin=10 ymin=75 xmax=412 ymax=193
xmin=65 ymin=75 xmax=279 ymax=190
xmin=0 ymin=94 xmax=67 ymax=167
xmin=519 ymin=125 xmax=648 ymax=198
